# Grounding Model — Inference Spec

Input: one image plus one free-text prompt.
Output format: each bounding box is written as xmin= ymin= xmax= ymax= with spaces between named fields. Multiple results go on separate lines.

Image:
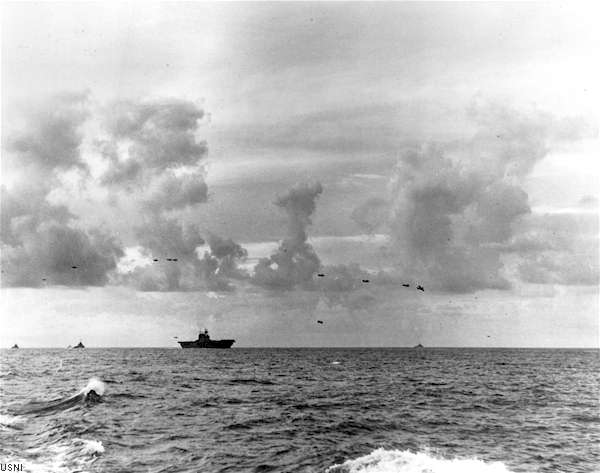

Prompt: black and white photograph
xmin=1 ymin=2 xmax=598 ymax=472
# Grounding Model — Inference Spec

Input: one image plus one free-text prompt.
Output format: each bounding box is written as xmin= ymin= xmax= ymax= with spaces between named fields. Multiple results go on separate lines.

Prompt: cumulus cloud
xmin=2 ymin=222 xmax=123 ymax=287
xmin=386 ymin=146 xmax=518 ymax=292
xmin=1 ymin=184 xmax=122 ymax=288
xmin=2 ymin=94 xmax=124 ymax=288
xmin=466 ymin=100 xmax=596 ymax=178
xmin=93 ymin=97 xmax=213 ymax=291
xmin=197 ymin=234 xmax=249 ymax=291
xmin=5 ymin=92 xmax=90 ymax=173
xmin=119 ymin=220 xmax=251 ymax=292
xmin=4 ymin=93 xmax=594 ymax=297
xmin=370 ymin=102 xmax=594 ymax=293
xmin=100 ymin=98 xmax=207 ymax=184
xmin=142 ymin=171 xmax=208 ymax=213
xmin=1 ymin=184 xmax=71 ymax=246
xmin=252 ymin=182 xmax=323 ymax=289
xmin=1 ymin=95 xmax=209 ymax=290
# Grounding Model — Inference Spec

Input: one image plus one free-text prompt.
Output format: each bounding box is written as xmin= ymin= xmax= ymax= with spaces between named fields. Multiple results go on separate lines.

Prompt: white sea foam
xmin=75 ymin=438 xmax=105 ymax=455
xmin=81 ymin=377 xmax=106 ymax=396
xmin=21 ymin=438 xmax=105 ymax=473
xmin=326 ymin=448 xmax=515 ymax=473
xmin=0 ymin=414 xmax=26 ymax=425
xmin=0 ymin=413 xmax=27 ymax=428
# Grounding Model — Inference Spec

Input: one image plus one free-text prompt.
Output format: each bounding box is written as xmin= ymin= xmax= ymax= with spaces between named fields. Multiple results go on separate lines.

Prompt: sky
xmin=1 ymin=2 xmax=598 ymax=347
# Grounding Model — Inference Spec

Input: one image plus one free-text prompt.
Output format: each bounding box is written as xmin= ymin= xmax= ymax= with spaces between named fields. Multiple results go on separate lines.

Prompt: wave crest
xmin=16 ymin=377 xmax=106 ymax=416
xmin=81 ymin=377 xmax=106 ymax=397
xmin=326 ymin=448 xmax=514 ymax=473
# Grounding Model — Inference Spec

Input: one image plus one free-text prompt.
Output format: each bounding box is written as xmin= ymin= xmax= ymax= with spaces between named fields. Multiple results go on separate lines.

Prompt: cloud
xmin=2 ymin=95 xmax=211 ymax=290
xmin=2 ymin=189 xmax=123 ymax=287
xmin=252 ymin=182 xmax=323 ymax=289
xmin=223 ymin=101 xmax=465 ymax=154
xmin=515 ymin=212 xmax=599 ymax=286
xmin=100 ymin=98 xmax=207 ymax=184
xmin=92 ymin=97 xmax=214 ymax=291
xmin=119 ymin=217 xmax=203 ymax=291
xmin=142 ymin=171 xmax=208 ymax=213
xmin=1 ymin=94 xmax=124 ymax=288
xmin=350 ymin=197 xmax=389 ymax=234
xmin=199 ymin=234 xmax=249 ymax=291
xmin=1 ymin=183 xmax=71 ymax=246
xmin=4 ymin=93 xmax=594 ymax=296
xmin=5 ymin=92 xmax=90 ymax=173
xmin=377 ymin=102 xmax=593 ymax=293
xmin=386 ymin=145 xmax=517 ymax=292
xmin=466 ymin=100 xmax=596 ymax=179
xmin=518 ymin=248 xmax=598 ymax=286
xmin=119 ymin=219 xmax=251 ymax=292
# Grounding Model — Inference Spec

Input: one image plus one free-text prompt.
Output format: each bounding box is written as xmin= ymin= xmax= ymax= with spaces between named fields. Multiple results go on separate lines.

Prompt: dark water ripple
xmin=1 ymin=348 xmax=598 ymax=472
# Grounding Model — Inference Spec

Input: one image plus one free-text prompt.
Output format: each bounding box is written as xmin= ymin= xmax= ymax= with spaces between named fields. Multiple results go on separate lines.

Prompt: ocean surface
xmin=0 ymin=348 xmax=598 ymax=473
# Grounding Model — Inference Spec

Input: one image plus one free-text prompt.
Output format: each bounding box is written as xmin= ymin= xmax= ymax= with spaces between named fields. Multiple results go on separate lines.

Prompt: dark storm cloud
xmin=252 ymin=182 xmax=323 ymax=289
xmin=5 ymin=92 xmax=90 ymax=172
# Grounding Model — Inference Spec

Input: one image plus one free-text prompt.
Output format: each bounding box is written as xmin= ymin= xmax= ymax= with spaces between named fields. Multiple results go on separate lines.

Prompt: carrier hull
xmin=178 ymin=339 xmax=235 ymax=349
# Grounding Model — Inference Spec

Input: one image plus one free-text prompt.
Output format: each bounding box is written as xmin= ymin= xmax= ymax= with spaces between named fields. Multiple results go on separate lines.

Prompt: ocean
xmin=0 ymin=348 xmax=598 ymax=473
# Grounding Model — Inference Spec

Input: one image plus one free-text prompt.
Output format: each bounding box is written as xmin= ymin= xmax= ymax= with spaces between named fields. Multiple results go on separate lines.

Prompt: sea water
xmin=1 ymin=348 xmax=598 ymax=472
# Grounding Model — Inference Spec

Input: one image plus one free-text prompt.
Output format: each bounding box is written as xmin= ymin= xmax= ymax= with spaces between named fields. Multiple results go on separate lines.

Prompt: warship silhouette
xmin=72 ymin=341 xmax=85 ymax=349
xmin=177 ymin=329 xmax=235 ymax=349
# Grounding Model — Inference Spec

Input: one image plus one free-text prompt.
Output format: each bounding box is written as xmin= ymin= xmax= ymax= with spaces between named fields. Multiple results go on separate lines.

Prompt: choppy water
xmin=1 ymin=348 xmax=598 ymax=473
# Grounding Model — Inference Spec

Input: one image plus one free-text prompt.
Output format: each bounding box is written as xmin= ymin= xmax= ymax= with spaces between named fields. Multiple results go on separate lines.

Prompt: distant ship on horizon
xmin=177 ymin=329 xmax=235 ymax=349
xmin=72 ymin=341 xmax=85 ymax=349
xmin=11 ymin=344 xmax=19 ymax=349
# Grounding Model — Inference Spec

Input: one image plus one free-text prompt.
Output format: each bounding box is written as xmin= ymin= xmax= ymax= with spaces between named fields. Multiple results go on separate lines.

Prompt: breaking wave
xmin=326 ymin=448 xmax=514 ymax=473
xmin=2 ymin=379 xmax=107 ymax=472
xmin=16 ymin=377 xmax=106 ymax=416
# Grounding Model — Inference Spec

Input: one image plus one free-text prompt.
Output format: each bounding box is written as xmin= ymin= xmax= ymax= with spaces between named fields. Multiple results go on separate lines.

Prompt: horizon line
xmin=2 ymin=345 xmax=598 ymax=350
